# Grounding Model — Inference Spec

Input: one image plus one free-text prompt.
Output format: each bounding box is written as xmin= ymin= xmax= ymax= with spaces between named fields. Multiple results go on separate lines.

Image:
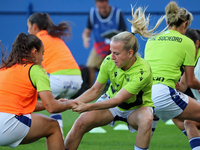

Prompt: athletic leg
xmin=184 ymin=120 xmax=200 ymax=150
xmin=127 ymin=106 xmax=153 ymax=149
xmin=21 ymin=113 xmax=64 ymax=150
xmin=86 ymin=48 xmax=105 ymax=88
xmin=172 ymin=119 xmax=187 ymax=135
xmin=151 ymin=115 xmax=159 ymax=136
xmin=64 ymin=109 xmax=114 ymax=150
xmin=48 ymin=74 xmax=66 ymax=137
xmin=175 ymin=97 xmax=200 ymax=122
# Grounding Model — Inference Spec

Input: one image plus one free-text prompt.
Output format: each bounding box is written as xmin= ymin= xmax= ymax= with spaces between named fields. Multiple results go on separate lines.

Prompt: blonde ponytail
xmin=128 ymin=5 xmax=166 ymax=38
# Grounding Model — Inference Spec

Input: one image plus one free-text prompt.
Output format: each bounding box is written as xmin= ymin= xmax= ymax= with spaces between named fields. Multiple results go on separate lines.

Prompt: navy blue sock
xmin=50 ymin=113 xmax=63 ymax=127
xmin=182 ymin=129 xmax=187 ymax=136
xmin=152 ymin=117 xmax=159 ymax=136
xmin=189 ymin=137 xmax=200 ymax=150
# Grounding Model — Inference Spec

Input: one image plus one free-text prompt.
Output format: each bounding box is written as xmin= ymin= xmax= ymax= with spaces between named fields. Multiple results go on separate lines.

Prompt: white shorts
xmin=49 ymin=74 xmax=83 ymax=99
xmin=96 ymin=94 xmax=153 ymax=133
xmin=152 ymin=84 xmax=189 ymax=122
xmin=191 ymin=57 xmax=200 ymax=100
xmin=0 ymin=112 xmax=31 ymax=148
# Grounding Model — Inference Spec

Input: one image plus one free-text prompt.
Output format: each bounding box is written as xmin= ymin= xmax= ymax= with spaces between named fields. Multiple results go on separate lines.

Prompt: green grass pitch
xmin=1 ymin=110 xmax=191 ymax=150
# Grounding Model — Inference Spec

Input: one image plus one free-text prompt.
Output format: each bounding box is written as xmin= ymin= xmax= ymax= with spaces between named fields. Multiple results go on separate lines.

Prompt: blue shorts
xmin=0 ymin=112 xmax=31 ymax=148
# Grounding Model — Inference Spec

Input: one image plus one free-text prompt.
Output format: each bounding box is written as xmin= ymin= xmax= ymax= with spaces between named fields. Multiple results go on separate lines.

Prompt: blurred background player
xmin=27 ymin=12 xmax=83 ymax=136
xmin=0 ymin=33 xmax=77 ymax=149
xmin=82 ymin=0 xmax=127 ymax=88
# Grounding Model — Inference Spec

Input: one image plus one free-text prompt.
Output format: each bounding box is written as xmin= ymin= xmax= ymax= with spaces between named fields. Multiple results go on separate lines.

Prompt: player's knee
xmin=184 ymin=120 xmax=196 ymax=129
xmin=138 ymin=114 xmax=153 ymax=130
xmin=73 ymin=115 xmax=91 ymax=132
xmin=49 ymin=118 xmax=60 ymax=129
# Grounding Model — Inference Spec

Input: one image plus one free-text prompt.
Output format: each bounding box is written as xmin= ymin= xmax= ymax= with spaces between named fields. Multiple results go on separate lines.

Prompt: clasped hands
xmin=72 ymin=100 xmax=90 ymax=113
xmin=59 ymin=98 xmax=89 ymax=113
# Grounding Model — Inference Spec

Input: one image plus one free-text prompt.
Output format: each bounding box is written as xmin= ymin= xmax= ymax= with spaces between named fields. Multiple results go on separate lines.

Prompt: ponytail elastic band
xmin=132 ymin=32 xmax=135 ymax=35
xmin=43 ymin=13 xmax=47 ymax=18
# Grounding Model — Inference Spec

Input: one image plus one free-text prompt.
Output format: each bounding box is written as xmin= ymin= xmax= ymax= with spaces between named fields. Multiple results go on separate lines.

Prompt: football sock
xmin=134 ymin=145 xmax=148 ymax=150
xmin=182 ymin=129 xmax=187 ymax=136
xmin=51 ymin=113 xmax=64 ymax=138
xmin=50 ymin=113 xmax=63 ymax=128
xmin=152 ymin=117 xmax=159 ymax=136
xmin=189 ymin=137 xmax=200 ymax=150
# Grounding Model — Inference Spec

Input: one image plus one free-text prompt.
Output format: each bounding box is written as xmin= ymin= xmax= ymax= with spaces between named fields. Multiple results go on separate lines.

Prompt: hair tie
xmin=187 ymin=14 xmax=190 ymax=20
xmin=43 ymin=13 xmax=47 ymax=18
xmin=132 ymin=32 xmax=135 ymax=35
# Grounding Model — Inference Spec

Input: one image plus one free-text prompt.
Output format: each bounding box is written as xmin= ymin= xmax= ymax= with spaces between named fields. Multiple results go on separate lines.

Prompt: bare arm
xmin=185 ymin=66 xmax=200 ymax=89
xmin=82 ymin=28 xmax=91 ymax=48
xmin=176 ymin=73 xmax=188 ymax=92
xmin=74 ymin=80 xmax=106 ymax=103
xmin=73 ymin=88 xmax=133 ymax=113
xmin=38 ymin=91 xmax=77 ymax=113
xmin=34 ymin=101 xmax=45 ymax=112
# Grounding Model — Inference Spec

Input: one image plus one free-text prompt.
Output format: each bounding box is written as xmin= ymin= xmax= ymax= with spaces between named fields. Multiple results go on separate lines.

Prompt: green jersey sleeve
xmin=97 ymin=57 xmax=110 ymax=84
xmin=30 ymin=65 xmax=51 ymax=92
xmin=184 ymin=39 xmax=196 ymax=66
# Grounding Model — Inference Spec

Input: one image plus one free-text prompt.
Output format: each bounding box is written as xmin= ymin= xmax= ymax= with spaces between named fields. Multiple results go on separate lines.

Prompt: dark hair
xmin=195 ymin=29 xmax=200 ymax=48
xmin=28 ymin=12 xmax=72 ymax=40
xmin=0 ymin=33 xmax=42 ymax=69
xmin=185 ymin=28 xmax=199 ymax=45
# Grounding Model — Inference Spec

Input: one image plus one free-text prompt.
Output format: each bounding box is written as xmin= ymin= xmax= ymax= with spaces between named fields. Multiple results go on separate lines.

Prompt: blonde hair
xmin=111 ymin=5 xmax=166 ymax=56
xmin=165 ymin=1 xmax=193 ymax=28
xmin=128 ymin=5 xmax=166 ymax=38
xmin=112 ymin=31 xmax=139 ymax=55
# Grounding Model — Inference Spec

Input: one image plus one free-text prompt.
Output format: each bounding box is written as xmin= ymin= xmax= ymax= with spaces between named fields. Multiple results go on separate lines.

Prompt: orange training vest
xmin=37 ymin=30 xmax=80 ymax=74
xmin=0 ymin=64 xmax=37 ymax=116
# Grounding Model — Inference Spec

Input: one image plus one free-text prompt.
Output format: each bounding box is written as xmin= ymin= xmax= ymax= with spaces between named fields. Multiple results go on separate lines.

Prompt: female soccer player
xmin=144 ymin=1 xmax=200 ymax=149
xmin=0 ymin=33 xmax=77 ymax=149
xmin=27 ymin=13 xmax=83 ymax=135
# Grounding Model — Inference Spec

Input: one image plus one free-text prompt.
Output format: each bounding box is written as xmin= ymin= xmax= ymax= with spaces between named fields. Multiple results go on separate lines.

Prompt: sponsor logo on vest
xmin=153 ymin=77 xmax=165 ymax=82
xmin=158 ymin=36 xmax=182 ymax=43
